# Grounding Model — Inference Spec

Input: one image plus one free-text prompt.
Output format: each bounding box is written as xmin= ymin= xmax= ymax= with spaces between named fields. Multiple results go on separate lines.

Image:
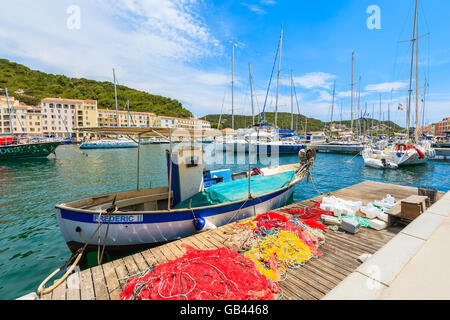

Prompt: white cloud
xmin=282 ymin=72 xmax=336 ymax=89
xmin=0 ymin=0 xmax=231 ymax=116
xmin=260 ymin=0 xmax=277 ymax=5
xmin=365 ymin=81 xmax=408 ymax=93
xmin=240 ymin=2 xmax=266 ymax=15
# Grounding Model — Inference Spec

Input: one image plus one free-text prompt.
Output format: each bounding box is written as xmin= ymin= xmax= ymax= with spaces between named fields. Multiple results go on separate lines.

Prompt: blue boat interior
xmin=174 ymin=170 xmax=296 ymax=209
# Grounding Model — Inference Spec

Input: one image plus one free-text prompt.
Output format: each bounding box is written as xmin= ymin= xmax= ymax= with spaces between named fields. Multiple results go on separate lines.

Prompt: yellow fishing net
xmin=244 ymin=231 xmax=312 ymax=281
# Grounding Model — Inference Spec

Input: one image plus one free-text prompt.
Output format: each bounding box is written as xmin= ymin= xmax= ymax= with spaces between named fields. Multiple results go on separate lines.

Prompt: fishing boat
xmin=0 ymin=88 xmax=61 ymax=160
xmin=55 ymin=127 xmax=316 ymax=253
xmin=0 ymin=135 xmax=60 ymax=160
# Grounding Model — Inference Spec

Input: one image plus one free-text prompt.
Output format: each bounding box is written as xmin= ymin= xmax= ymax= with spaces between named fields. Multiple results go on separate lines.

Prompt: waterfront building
xmin=0 ymin=96 xmax=42 ymax=137
xmin=97 ymin=109 xmax=159 ymax=128
xmin=41 ymin=98 xmax=98 ymax=139
xmin=159 ymin=116 xmax=211 ymax=130
xmin=435 ymin=117 xmax=450 ymax=137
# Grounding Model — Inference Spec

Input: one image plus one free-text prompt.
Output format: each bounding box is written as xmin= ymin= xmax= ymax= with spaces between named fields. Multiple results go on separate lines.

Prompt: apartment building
xmin=434 ymin=117 xmax=449 ymax=136
xmin=2 ymin=95 xmax=211 ymax=139
xmin=41 ymin=98 xmax=98 ymax=139
xmin=159 ymin=116 xmax=211 ymax=130
xmin=0 ymin=96 xmax=42 ymax=137
xmin=98 ymin=109 xmax=159 ymax=128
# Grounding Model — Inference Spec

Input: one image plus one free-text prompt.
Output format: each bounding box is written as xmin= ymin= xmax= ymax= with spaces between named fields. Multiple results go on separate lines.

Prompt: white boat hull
xmin=56 ymin=185 xmax=295 ymax=253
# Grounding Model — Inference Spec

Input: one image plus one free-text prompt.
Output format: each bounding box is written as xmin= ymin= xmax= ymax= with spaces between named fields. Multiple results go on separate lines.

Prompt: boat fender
xmin=193 ymin=217 xmax=216 ymax=232
xmin=414 ymin=147 xmax=425 ymax=159
xmin=251 ymin=168 xmax=263 ymax=176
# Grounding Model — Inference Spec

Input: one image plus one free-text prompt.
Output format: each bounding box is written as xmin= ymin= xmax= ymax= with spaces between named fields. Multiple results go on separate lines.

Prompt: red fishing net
xmin=120 ymin=245 xmax=280 ymax=300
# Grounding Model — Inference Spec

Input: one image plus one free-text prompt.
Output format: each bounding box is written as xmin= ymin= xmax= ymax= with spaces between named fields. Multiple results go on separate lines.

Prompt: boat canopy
xmin=76 ymin=127 xmax=224 ymax=139
xmin=175 ymin=170 xmax=296 ymax=209
xmin=278 ymin=129 xmax=295 ymax=134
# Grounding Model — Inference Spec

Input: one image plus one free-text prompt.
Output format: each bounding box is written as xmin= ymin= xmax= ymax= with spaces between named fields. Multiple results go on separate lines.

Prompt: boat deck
xmin=40 ymin=180 xmax=442 ymax=300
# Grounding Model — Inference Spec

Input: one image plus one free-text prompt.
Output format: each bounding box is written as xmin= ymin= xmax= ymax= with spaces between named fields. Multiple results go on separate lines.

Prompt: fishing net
xmin=120 ymin=245 xmax=280 ymax=300
xmin=226 ymin=210 xmax=327 ymax=281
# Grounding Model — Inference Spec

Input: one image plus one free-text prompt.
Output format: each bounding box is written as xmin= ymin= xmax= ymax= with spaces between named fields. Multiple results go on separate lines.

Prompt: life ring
xmin=396 ymin=144 xmax=407 ymax=152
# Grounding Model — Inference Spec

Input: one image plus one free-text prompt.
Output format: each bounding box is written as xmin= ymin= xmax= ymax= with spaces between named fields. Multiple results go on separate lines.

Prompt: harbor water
xmin=0 ymin=144 xmax=448 ymax=300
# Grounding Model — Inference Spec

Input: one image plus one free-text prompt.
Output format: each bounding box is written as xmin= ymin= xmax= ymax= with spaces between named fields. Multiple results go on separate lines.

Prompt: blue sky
xmin=0 ymin=0 xmax=448 ymax=127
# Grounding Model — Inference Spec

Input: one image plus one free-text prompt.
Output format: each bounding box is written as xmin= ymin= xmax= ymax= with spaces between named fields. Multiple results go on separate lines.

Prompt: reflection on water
xmin=0 ymin=144 xmax=448 ymax=299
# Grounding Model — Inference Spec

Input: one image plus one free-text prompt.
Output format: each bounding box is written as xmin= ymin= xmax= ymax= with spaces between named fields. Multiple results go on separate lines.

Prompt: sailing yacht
xmin=363 ymin=0 xmax=435 ymax=168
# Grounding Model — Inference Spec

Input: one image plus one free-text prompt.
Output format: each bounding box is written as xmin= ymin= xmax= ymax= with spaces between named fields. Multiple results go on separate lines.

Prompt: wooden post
xmin=137 ymin=134 xmax=141 ymax=190
xmin=248 ymin=136 xmax=252 ymax=199
xmin=168 ymin=128 xmax=173 ymax=210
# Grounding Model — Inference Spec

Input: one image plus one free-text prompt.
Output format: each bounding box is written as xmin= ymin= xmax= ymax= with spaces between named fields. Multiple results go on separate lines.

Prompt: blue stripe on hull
xmin=59 ymin=186 xmax=292 ymax=224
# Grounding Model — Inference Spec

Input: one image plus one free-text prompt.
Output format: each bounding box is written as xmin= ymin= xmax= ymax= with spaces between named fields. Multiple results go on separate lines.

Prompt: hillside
xmin=328 ymin=119 xmax=405 ymax=133
xmin=0 ymin=59 xmax=192 ymax=118
xmin=202 ymin=113 xmax=405 ymax=134
xmin=202 ymin=112 xmax=325 ymax=132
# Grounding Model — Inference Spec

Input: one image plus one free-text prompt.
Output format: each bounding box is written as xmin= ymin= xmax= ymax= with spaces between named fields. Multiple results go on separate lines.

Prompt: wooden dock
xmin=40 ymin=180 xmax=443 ymax=300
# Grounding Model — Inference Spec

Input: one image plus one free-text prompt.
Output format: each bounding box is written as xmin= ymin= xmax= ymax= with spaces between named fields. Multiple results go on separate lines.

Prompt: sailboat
xmin=0 ymin=88 xmax=60 ymax=160
xmin=216 ymin=28 xmax=305 ymax=155
xmin=363 ymin=0 xmax=435 ymax=168
xmin=79 ymin=69 xmax=138 ymax=149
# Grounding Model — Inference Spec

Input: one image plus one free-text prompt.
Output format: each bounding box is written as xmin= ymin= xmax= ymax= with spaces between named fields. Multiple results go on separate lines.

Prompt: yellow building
xmin=0 ymin=96 xmax=42 ymax=137
xmin=41 ymin=98 xmax=98 ymax=139
xmin=98 ymin=109 xmax=159 ymax=128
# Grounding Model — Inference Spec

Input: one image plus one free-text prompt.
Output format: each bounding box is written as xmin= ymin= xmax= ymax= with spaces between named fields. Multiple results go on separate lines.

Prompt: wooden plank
xmin=301 ymin=263 xmax=342 ymax=286
xmin=91 ymin=265 xmax=109 ymax=300
xmin=158 ymin=243 xmax=177 ymax=262
xmin=284 ymin=270 xmax=326 ymax=300
xmin=111 ymin=258 xmax=129 ymax=294
xmin=196 ymin=232 xmax=222 ymax=250
xmin=51 ymin=279 xmax=67 ymax=300
xmin=79 ymin=269 xmax=95 ymax=300
xmin=165 ymin=241 xmax=185 ymax=258
xmin=102 ymin=261 xmax=121 ymax=300
xmin=179 ymin=235 xmax=201 ymax=250
xmin=150 ymin=246 xmax=170 ymax=264
xmin=280 ymin=277 xmax=317 ymax=300
xmin=140 ymin=248 xmax=158 ymax=267
xmin=122 ymin=255 xmax=140 ymax=277
xmin=66 ymin=270 xmax=81 ymax=300
xmin=132 ymin=252 xmax=150 ymax=271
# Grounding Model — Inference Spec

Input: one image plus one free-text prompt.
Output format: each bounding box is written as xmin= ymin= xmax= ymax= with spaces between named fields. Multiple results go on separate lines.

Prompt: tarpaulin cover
xmin=175 ymin=170 xmax=296 ymax=209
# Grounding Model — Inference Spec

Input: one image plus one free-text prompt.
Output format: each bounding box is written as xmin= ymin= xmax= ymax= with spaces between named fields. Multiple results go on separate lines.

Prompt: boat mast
xmin=388 ymin=103 xmax=391 ymax=139
xmin=421 ymin=79 xmax=427 ymax=131
xmin=357 ymin=76 xmax=361 ymax=137
xmin=414 ymin=0 xmax=420 ymax=142
xmin=275 ymin=26 xmax=283 ymax=129
xmin=406 ymin=0 xmax=419 ymax=142
xmin=350 ymin=52 xmax=354 ymax=133
xmin=249 ymin=63 xmax=255 ymax=126
xmin=231 ymin=42 xmax=235 ymax=131
xmin=290 ymin=70 xmax=294 ymax=131
xmin=379 ymin=95 xmax=382 ymax=136
xmin=4 ymin=88 xmax=14 ymax=135
xmin=330 ymin=80 xmax=336 ymax=137
xmin=113 ymin=68 xmax=119 ymax=127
